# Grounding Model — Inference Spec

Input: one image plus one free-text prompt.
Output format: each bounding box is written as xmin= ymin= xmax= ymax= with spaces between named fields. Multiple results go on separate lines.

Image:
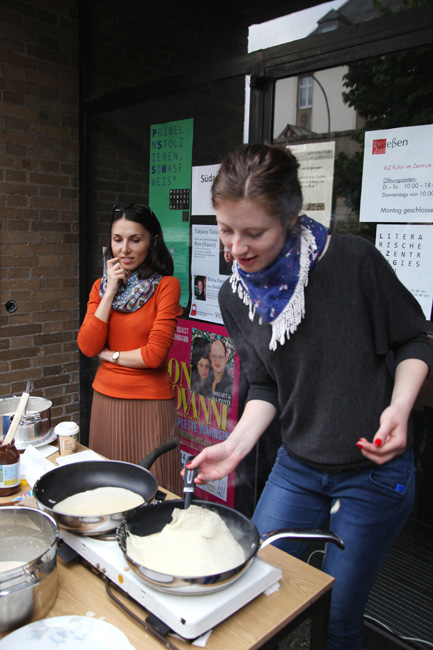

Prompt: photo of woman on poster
xmin=190 ymin=336 xmax=212 ymax=397
xmin=194 ymin=275 xmax=206 ymax=300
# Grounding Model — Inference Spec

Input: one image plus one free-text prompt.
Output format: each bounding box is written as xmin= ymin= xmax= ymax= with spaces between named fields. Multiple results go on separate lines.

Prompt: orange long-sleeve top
xmin=77 ymin=275 xmax=182 ymax=400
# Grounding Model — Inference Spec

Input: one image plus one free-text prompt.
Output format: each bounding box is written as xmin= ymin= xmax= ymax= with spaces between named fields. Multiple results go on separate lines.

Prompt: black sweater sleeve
xmin=219 ymin=281 xmax=280 ymax=410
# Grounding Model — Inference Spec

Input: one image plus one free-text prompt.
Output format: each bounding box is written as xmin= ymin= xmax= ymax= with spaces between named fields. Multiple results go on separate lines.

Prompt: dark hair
xmin=105 ymin=204 xmax=174 ymax=278
xmin=191 ymin=337 xmax=210 ymax=367
xmin=212 ymin=144 xmax=303 ymax=225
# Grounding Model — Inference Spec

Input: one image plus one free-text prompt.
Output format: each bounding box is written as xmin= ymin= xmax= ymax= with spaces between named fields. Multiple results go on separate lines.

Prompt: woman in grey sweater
xmin=186 ymin=144 xmax=431 ymax=650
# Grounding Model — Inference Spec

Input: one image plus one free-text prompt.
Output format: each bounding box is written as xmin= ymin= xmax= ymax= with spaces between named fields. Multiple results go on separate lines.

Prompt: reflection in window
xmin=298 ymin=76 xmax=313 ymax=109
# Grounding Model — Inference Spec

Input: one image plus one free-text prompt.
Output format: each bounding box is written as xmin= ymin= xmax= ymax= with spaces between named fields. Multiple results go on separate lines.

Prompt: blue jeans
xmin=253 ymin=445 xmax=415 ymax=650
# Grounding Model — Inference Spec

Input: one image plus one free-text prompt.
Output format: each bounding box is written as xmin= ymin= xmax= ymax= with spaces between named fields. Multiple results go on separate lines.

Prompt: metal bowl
xmin=0 ymin=507 xmax=59 ymax=632
xmin=0 ymin=396 xmax=52 ymax=448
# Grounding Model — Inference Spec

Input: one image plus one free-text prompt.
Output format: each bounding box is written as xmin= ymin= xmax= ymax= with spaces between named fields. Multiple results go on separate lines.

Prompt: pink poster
xmin=167 ymin=318 xmax=240 ymax=507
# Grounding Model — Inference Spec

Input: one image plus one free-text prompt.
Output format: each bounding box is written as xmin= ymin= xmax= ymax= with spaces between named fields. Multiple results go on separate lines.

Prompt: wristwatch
xmin=112 ymin=351 xmax=120 ymax=364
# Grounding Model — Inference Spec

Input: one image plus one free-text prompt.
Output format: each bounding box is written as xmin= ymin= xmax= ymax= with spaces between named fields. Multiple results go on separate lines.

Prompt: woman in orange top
xmin=77 ymin=204 xmax=183 ymax=493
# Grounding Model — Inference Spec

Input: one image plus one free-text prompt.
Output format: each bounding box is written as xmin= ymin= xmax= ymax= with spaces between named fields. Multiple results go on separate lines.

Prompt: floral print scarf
xmin=230 ymin=215 xmax=328 ymax=350
xmin=99 ymin=270 xmax=162 ymax=312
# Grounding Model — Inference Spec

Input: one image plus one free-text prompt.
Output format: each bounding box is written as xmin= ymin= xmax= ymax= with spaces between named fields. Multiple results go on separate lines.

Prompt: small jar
xmin=0 ymin=440 xmax=21 ymax=496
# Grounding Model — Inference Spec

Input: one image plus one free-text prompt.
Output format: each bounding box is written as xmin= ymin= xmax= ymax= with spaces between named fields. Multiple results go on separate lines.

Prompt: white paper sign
xmin=360 ymin=125 xmax=433 ymax=223
xmin=289 ymin=141 xmax=335 ymax=227
xmin=191 ymin=165 xmax=220 ymax=216
xmin=375 ymin=224 xmax=433 ymax=320
xmin=189 ymin=224 xmax=233 ymax=324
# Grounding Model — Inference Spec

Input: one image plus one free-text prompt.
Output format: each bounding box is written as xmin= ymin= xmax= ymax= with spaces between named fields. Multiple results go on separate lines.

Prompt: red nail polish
xmin=185 ymin=462 xmax=192 ymax=468
xmin=356 ymin=442 xmax=363 ymax=449
xmin=374 ymin=439 xmax=382 ymax=447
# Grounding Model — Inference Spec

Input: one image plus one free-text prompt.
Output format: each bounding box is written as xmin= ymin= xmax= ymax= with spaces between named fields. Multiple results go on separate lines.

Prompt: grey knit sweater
xmin=219 ymin=233 xmax=432 ymax=470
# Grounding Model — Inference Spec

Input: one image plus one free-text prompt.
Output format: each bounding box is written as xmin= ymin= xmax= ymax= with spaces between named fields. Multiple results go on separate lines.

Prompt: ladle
xmin=2 ymin=380 xmax=32 ymax=446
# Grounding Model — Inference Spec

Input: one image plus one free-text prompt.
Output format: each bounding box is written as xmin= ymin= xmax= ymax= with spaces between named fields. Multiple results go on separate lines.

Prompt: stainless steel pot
xmin=117 ymin=499 xmax=345 ymax=595
xmin=0 ymin=507 xmax=59 ymax=632
xmin=0 ymin=396 xmax=52 ymax=448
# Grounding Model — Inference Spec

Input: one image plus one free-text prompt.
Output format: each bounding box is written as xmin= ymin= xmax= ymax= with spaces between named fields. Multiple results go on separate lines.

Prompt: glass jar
xmin=0 ymin=441 xmax=21 ymax=496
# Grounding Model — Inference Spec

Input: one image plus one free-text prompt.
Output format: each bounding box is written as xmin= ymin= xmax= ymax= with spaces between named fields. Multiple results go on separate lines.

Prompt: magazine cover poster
xmin=168 ymin=319 xmax=240 ymax=506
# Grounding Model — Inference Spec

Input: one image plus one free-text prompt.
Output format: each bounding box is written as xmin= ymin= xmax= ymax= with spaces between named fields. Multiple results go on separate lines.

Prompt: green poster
xmin=149 ymin=118 xmax=194 ymax=308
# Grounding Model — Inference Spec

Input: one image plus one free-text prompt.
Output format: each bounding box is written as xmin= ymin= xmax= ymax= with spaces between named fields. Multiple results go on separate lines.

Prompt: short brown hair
xmin=212 ymin=144 xmax=303 ymax=224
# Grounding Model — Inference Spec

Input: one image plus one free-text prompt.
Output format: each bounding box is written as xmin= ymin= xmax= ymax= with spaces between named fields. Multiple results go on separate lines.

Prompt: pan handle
xmin=138 ymin=437 xmax=179 ymax=470
xmin=259 ymin=528 xmax=345 ymax=550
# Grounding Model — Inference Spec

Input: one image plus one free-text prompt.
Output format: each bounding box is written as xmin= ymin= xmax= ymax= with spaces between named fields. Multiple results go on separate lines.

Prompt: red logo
xmin=372 ymin=139 xmax=386 ymax=155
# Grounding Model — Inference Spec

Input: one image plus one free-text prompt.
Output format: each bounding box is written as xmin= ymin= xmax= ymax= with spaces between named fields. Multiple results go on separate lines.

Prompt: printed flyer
xmin=375 ymin=224 xmax=433 ymax=320
xmin=289 ymin=141 xmax=335 ymax=227
xmin=168 ymin=319 xmax=240 ymax=506
xmin=189 ymin=224 xmax=233 ymax=324
xmin=189 ymin=165 xmax=232 ymax=324
xmin=360 ymin=124 xmax=433 ymax=223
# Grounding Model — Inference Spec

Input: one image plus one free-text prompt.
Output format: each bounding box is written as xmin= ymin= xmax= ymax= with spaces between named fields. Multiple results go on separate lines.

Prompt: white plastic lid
xmin=55 ymin=422 xmax=79 ymax=436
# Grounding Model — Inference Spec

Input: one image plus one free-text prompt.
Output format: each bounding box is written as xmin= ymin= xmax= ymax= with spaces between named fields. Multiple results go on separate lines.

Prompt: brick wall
xmin=0 ymin=0 xmax=249 ymax=437
xmin=0 ymin=0 xmax=80 ymax=426
xmin=84 ymin=0 xmax=247 ymax=96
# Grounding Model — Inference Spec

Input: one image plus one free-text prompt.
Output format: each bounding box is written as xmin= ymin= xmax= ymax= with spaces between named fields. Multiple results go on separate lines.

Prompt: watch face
xmin=113 ymin=351 xmax=120 ymax=362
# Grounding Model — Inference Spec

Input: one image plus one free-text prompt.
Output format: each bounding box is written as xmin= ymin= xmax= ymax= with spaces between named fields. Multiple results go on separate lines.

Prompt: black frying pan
xmin=33 ymin=437 xmax=179 ymax=536
xmin=117 ymin=498 xmax=344 ymax=595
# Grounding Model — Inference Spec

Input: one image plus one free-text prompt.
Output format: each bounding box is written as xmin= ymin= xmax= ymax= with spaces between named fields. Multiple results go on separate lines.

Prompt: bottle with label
xmin=0 ymin=441 xmax=21 ymax=496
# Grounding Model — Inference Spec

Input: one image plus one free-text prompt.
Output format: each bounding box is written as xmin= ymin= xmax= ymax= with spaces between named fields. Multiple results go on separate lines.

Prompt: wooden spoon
xmin=2 ymin=381 xmax=32 ymax=447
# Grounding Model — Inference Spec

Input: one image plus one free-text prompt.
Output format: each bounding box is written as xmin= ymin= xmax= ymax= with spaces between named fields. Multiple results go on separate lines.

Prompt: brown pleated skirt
xmin=88 ymin=391 xmax=183 ymax=496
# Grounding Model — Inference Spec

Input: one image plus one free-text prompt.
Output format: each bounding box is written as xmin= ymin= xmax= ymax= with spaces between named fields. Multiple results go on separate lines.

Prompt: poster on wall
xmin=168 ymin=319 xmax=240 ymax=507
xmin=288 ymin=141 xmax=335 ymax=228
xmin=149 ymin=118 xmax=194 ymax=308
xmin=189 ymin=164 xmax=233 ymax=324
xmin=360 ymin=124 xmax=433 ymax=223
xmin=189 ymin=224 xmax=234 ymax=324
xmin=375 ymin=224 xmax=433 ymax=320
xmin=191 ymin=164 xmax=220 ymax=216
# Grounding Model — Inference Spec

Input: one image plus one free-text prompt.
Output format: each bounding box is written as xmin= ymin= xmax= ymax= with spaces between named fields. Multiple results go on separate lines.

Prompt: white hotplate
xmin=60 ymin=530 xmax=282 ymax=640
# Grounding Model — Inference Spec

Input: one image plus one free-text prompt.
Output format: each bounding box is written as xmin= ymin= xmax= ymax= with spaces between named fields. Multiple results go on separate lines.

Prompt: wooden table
xmin=0 ymin=445 xmax=334 ymax=649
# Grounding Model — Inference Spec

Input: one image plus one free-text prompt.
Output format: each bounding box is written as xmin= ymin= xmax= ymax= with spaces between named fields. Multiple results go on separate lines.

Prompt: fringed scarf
xmin=230 ymin=215 xmax=328 ymax=350
xmin=99 ymin=270 xmax=162 ymax=313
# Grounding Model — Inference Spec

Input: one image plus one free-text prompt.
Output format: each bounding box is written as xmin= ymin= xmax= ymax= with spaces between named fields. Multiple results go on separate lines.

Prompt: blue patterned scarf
xmin=230 ymin=215 xmax=328 ymax=350
xmin=99 ymin=270 xmax=162 ymax=313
